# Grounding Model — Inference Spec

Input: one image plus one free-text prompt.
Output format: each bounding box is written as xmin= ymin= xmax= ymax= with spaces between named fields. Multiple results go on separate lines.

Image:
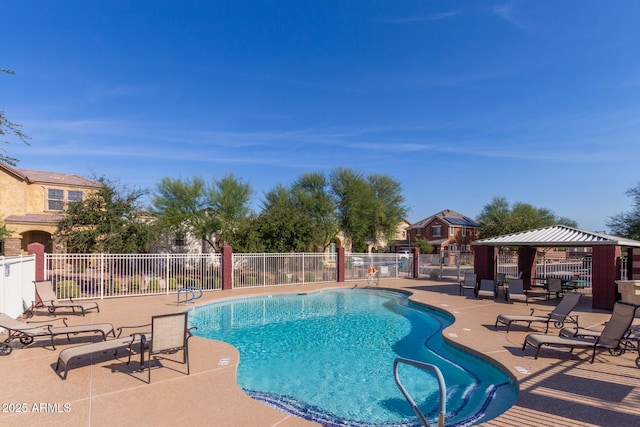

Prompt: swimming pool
xmin=188 ymin=288 xmax=517 ymax=426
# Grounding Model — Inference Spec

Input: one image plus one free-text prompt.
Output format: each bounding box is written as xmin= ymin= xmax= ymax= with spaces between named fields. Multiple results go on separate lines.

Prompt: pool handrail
xmin=393 ymin=357 xmax=446 ymax=427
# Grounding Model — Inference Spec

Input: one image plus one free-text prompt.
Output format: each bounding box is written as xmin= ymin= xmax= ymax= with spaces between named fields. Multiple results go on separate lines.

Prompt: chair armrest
xmin=116 ymin=323 xmax=151 ymax=338
xmin=27 ymin=317 xmax=69 ymax=327
xmin=187 ymin=325 xmax=198 ymax=338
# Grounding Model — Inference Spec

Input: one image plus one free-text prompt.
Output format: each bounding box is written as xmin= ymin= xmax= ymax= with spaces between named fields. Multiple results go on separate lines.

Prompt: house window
xmin=175 ymin=232 xmax=186 ymax=247
xmin=449 ymin=226 xmax=454 ymax=236
xmin=47 ymin=189 xmax=64 ymax=211
xmin=416 ymin=229 xmax=422 ymax=237
xmin=432 ymin=226 xmax=441 ymax=237
xmin=68 ymin=190 xmax=83 ymax=203
xmin=462 ymin=228 xmax=466 ymax=237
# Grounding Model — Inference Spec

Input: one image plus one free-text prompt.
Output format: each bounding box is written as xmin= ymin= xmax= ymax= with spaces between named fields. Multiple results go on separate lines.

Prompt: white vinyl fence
xmin=0 ymin=255 xmax=36 ymax=318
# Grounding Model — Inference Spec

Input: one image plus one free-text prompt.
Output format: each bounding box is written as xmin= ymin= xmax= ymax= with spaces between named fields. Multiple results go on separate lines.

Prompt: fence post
xmin=222 ymin=245 xmax=233 ymax=290
xmin=27 ymin=242 xmax=45 ymax=281
xmin=337 ymin=247 xmax=345 ymax=283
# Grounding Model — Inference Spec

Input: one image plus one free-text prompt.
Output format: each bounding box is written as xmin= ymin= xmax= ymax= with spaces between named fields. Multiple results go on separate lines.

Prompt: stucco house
xmin=0 ymin=162 xmax=100 ymax=255
xmin=407 ymin=209 xmax=480 ymax=254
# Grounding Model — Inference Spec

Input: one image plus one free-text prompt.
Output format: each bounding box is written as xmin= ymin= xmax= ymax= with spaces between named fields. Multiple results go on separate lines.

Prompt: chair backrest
xmin=150 ymin=312 xmax=188 ymax=354
xmin=0 ymin=313 xmax=48 ymax=334
xmin=599 ymin=302 xmax=638 ymax=347
xmin=547 ymin=278 xmax=562 ymax=293
xmin=34 ymin=281 xmax=57 ymax=303
xmin=508 ymin=279 xmax=524 ymax=295
xmin=479 ymin=279 xmax=494 ymax=292
xmin=549 ymin=292 xmax=582 ymax=321
xmin=463 ymin=273 xmax=477 ymax=287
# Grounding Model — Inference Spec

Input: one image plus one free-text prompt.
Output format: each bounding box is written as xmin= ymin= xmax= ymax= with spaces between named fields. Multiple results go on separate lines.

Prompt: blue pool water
xmin=188 ymin=289 xmax=517 ymax=426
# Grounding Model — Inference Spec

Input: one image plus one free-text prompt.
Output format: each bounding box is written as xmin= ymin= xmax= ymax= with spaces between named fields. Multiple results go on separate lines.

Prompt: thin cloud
xmin=492 ymin=2 xmax=529 ymax=30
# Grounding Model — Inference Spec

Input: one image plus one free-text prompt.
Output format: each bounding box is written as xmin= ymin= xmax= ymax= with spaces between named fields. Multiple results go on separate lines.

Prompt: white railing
xmin=497 ymin=252 xmax=594 ymax=288
xmin=232 ymin=253 xmax=336 ymax=288
xmin=345 ymin=253 xmax=413 ymax=282
xmin=45 ymin=253 xmax=222 ymax=299
xmin=0 ymin=255 xmax=36 ymax=318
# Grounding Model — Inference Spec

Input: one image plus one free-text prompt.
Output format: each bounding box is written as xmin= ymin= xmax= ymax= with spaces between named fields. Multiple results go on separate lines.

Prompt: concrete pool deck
xmin=1 ymin=278 xmax=639 ymax=426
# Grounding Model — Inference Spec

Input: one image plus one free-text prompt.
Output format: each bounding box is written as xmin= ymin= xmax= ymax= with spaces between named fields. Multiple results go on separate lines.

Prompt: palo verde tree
xmin=477 ymin=197 xmax=578 ymax=239
xmin=607 ymin=182 xmax=640 ymax=240
xmin=206 ymin=173 xmax=253 ymax=249
xmin=151 ymin=174 xmax=253 ymax=251
xmin=56 ymin=178 xmax=156 ymax=253
xmin=1 ymin=69 xmax=30 ymax=165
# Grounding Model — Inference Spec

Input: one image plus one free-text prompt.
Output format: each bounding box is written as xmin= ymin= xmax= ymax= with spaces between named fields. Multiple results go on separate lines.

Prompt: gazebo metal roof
xmin=472 ymin=225 xmax=640 ymax=248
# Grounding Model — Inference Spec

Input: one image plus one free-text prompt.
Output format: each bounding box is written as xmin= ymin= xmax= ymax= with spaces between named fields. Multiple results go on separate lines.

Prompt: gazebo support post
xmin=591 ymin=245 xmax=621 ymax=310
xmin=517 ymin=247 xmax=537 ymax=289
xmin=474 ymin=245 xmax=498 ymax=282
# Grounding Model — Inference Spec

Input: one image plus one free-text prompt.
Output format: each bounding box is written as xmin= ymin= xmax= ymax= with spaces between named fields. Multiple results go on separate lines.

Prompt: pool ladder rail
xmin=177 ymin=286 xmax=203 ymax=305
xmin=393 ymin=357 xmax=446 ymax=427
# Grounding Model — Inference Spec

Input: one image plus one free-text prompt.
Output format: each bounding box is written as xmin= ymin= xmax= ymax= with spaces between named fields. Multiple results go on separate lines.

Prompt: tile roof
xmin=1 ymin=162 xmax=99 ymax=187
xmin=408 ymin=209 xmax=480 ymax=229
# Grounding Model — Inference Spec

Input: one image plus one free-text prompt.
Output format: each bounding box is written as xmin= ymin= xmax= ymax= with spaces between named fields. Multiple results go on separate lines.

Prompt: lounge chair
xmin=523 ymin=301 xmax=639 ymax=362
xmin=505 ymin=279 xmax=528 ymax=304
xmin=55 ymin=324 xmax=149 ymax=379
xmin=32 ymin=280 xmax=99 ymax=316
xmin=494 ymin=292 xmax=582 ymax=333
xmin=0 ymin=313 xmax=114 ymax=351
xmin=459 ymin=273 xmax=477 ymax=296
xmin=133 ymin=312 xmax=196 ymax=383
xmin=477 ymin=279 xmax=496 ymax=299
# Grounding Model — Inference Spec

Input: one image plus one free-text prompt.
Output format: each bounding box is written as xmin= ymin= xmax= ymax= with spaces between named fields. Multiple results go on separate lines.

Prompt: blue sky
xmin=2 ymin=1 xmax=640 ymax=232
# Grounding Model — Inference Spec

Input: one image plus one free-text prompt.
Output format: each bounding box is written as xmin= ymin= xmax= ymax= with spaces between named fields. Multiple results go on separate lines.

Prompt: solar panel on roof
xmin=443 ymin=217 xmax=479 ymax=227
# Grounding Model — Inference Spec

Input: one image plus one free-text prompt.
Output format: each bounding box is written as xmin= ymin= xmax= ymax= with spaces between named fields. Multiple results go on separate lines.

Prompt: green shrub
xmin=110 ymin=280 xmax=121 ymax=295
xmin=168 ymin=278 xmax=178 ymax=290
xmin=56 ymin=280 xmax=80 ymax=299
xmin=304 ymin=272 xmax=315 ymax=282
xmin=277 ymin=273 xmax=289 ymax=284
xmin=148 ymin=279 xmax=161 ymax=292
xmin=128 ymin=279 xmax=140 ymax=292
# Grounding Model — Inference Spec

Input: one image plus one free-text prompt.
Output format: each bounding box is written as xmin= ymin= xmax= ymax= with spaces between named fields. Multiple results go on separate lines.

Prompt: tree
xmin=151 ymin=176 xmax=218 ymax=249
xmin=1 ymin=69 xmax=30 ymax=165
xmin=291 ymin=172 xmax=336 ymax=251
xmin=413 ymin=238 xmax=434 ymax=254
xmin=206 ymin=173 xmax=253 ymax=249
xmin=477 ymin=197 xmax=578 ymax=239
xmin=330 ymin=168 xmax=407 ymax=252
xmin=257 ymin=185 xmax=315 ymax=253
xmin=151 ymin=174 xmax=253 ymax=251
xmin=56 ymin=178 xmax=156 ymax=253
xmin=607 ymin=182 xmax=640 ymax=240
xmin=0 ymin=222 xmax=11 ymax=242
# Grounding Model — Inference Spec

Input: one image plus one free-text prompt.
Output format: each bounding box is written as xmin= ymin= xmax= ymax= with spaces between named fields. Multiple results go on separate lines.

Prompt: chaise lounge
xmin=494 ymin=292 xmax=582 ymax=333
xmin=522 ymin=301 xmax=639 ymax=363
xmin=0 ymin=313 xmax=114 ymax=351
xmin=55 ymin=326 xmax=148 ymax=379
xmin=31 ymin=280 xmax=100 ymax=316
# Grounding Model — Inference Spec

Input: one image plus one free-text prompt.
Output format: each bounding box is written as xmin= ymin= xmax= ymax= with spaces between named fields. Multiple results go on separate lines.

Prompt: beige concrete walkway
xmin=1 ymin=279 xmax=639 ymax=427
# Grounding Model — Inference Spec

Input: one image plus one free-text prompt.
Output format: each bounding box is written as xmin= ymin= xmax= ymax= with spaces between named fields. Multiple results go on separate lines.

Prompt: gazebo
xmin=472 ymin=225 xmax=640 ymax=310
